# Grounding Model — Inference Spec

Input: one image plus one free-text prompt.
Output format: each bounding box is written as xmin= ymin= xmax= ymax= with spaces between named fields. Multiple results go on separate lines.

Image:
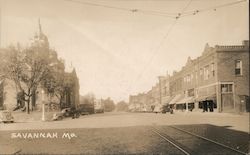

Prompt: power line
xmin=126 ymin=0 xmax=193 ymax=96
xmin=64 ymin=0 xmax=176 ymax=19
xmin=125 ymin=0 xmax=247 ymax=97
xmin=64 ymin=0 xmax=247 ymax=19
xmin=63 ymin=0 xmax=248 ymax=99
xmin=179 ymin=0 xmax=247 ymax=18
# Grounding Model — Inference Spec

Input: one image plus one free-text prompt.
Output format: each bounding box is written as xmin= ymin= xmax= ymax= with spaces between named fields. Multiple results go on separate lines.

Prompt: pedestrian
xmin=209 ymin=101 xmax=214 ymax=112
xmin=170 ymin=107 xmax=174 ymax=114
xmin=203 ymin=100 xmax=208 ymax=112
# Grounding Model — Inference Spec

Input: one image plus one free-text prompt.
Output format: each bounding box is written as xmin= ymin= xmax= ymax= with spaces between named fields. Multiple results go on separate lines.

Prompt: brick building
xmin=169 ymin=40 xmax=249 ymax=113
xmin=129 ymin=40 xmax=249 ymax=113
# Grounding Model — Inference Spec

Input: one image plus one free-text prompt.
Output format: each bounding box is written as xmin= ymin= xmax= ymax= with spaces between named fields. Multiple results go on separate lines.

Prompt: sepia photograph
xmin=0 ymin=0 xmax=249 ymax=154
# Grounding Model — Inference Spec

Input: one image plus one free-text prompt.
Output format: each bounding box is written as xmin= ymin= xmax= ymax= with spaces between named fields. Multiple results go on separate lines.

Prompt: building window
xmin=200 ymin=68 xmax=203 ymax=76
xmin=211 ymin=63 xmax=215 ymax=77
xmin=204 ymin=65 xmax=209 ymax=80
xmin=186 ymin=74 xmax=191 ymax=83
xmin=235 ymin=60 xmax=242 ymax=75
xmin=221 ymin=84 xmax=233 ymax=93
xmin=188 ymin=89 xmax=194 ymax=97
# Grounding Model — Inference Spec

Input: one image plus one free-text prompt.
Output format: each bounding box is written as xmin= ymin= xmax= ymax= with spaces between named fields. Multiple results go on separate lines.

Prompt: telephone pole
xmin=0 ymin=1 xmax=2 ymax=48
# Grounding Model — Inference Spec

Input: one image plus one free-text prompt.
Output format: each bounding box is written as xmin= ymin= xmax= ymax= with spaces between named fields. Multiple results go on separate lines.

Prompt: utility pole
xmin=158 ymin=76 xmax=163 ymax=105
xmin=41 ymin=89 xmax=45 ymax=121
xmin=0 ymin=1 xmax=2 ymax=48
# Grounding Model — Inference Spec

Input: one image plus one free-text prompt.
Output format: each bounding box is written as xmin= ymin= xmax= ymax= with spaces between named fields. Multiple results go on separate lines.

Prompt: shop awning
xmin=162 ymin=96 xmax=173 ymax=105
xmin=196 ymin=94 xmax=216 ymax=102
xmin=169 ymin=94 xmax=184 ymax=105
xmin=176 ymin=96 xmax=194 ymax=104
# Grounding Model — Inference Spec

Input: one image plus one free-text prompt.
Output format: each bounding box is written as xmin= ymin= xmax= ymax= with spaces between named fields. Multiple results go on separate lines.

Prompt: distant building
xmin=93 ymin=99 xmax=104 ymax=113
xmin=129 ymin=93 xmax=149 ymax=112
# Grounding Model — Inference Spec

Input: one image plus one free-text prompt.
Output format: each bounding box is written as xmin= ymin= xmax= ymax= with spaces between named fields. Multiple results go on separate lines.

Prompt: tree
xmin=2 ymin=45 xmax=54 ymax=114
xmin=41 ymin=57 xmax=67 ymax=109
xmin=80 ymin=93 xmax=95 ymax=105
xmin=116 ymin=101 xmax=128 ymax=111
xmin=102 ymin=97 xmax=115 ymax=112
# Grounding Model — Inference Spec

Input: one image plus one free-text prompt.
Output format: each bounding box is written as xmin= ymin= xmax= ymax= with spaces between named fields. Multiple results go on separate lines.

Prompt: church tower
xmin=31 ymin=19 xmax=49 ymax=48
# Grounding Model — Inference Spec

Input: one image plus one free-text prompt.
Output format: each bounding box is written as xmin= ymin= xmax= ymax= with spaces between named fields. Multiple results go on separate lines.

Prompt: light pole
xmin=41 ymin=89 xmax=45 ymax=121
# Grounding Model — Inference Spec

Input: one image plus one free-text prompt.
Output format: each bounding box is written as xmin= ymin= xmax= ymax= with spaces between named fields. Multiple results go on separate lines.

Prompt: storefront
xmin=196 ymin=94 xmax=217 ymax=112
xmin=169 ymin=94 xmax=184 ymax=109
xmin=176 ymin=96 xmax=194 ymax=111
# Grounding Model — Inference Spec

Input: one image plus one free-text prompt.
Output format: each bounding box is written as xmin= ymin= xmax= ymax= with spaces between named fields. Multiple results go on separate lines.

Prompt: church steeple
xmin=38 ymin=18 xmax=42 ymax=35
xmin=30 ymin=18 xmax=49 ymax=48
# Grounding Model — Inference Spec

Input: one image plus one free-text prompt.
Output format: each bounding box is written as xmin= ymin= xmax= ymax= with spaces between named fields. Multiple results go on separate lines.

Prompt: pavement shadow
xmin=170 ymin=124 xmax=249 ymax=154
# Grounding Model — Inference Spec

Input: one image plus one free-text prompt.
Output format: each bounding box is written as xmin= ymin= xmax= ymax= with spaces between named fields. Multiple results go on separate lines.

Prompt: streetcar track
xmin=151 ymin=125 xmax=248 ymax=155
xmin=169 ymin=125 xmax=247 ymax=155
xmin=152 ymin=128 xmax=190 ymax=155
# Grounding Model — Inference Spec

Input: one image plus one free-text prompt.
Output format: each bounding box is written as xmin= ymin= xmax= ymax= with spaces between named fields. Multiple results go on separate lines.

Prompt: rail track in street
xmin=151 ymin=125 xmax=248 ymax=155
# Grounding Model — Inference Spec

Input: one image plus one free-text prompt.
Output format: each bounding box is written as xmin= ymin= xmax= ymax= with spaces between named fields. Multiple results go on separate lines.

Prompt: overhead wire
xmin=64 ymin=0 xmax=177 ymax=19
xmin=179 ymin=0 xmax=247 ymax=18
xmin=63 ymin=0 xmax=248 ymax=100
xmin=64 ymin=0 xmax=247 ymax=19
xmin=126 ymin=0 xmax=193 ymax=96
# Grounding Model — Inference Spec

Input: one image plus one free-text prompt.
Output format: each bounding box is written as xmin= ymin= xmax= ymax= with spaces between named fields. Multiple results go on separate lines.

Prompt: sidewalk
xmin=173 ymin=110 xmax=249 ymax=116
xmin=12 ymin=111 xmax=55 ymax=122
xmin=164 ymin=111 xmax=249 ymax=133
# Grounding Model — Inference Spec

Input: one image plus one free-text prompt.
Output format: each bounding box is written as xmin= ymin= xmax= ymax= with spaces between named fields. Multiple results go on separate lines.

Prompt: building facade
xmin=129 ymin=40 xmax=249 ymax=113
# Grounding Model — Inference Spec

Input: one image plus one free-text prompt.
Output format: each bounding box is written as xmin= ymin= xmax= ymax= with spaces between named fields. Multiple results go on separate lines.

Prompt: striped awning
xmin=176 ymin=96 xmax=194 ymax=104
xmin=196 ymin=94 xmax=216 ymax=102
xmin=169 ymin=94 xmax=184 ymax=105
xmin=162 ymin=96 xmax=173 ymax=105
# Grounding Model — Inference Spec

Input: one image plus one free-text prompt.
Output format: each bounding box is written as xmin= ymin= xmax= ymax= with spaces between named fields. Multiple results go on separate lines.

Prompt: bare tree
xmin=3 ymin=45 xmax=52 ymax=114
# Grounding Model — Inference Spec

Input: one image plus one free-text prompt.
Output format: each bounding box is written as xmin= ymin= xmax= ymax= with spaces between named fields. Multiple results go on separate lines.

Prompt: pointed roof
xmin=30 ymin=19 xmax=49 ymax=48
xmin=185 ymin=56 xmax=192 ymax=66
xmin=38 ymin=18 xmax=42 ymax=35
xmin=202 ymin=43 xmax=214 ymax=55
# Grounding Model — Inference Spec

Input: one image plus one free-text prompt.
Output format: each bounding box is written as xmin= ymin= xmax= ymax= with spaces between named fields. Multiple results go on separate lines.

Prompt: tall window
xmin=204 ymin=65 xmax=209 ymax=80
xmin=188 ymin=89 xmax=194 ymax=97
xmin=211 ymin=63 xmax=215 ymax=77
xmin=235 ymin=60 xmax=242 ymax=75
xmin=186 ymin=74 xmax=191 ymax=83
xmin=200 ymin=68 xmax=203 ymax=76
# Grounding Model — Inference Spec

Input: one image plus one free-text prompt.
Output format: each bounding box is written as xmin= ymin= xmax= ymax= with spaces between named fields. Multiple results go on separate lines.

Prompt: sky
xmin=0 ymin=0 xmax=249 ymax=102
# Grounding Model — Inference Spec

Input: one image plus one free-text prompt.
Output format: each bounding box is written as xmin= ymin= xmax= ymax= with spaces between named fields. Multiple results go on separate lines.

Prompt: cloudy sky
xmin=0 ymin=0 xmax=248 ymax=102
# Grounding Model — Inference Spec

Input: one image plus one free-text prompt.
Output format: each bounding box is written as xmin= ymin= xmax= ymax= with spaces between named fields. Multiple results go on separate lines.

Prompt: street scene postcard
xmin=0 ymin=0 xmax=249 ymax=154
